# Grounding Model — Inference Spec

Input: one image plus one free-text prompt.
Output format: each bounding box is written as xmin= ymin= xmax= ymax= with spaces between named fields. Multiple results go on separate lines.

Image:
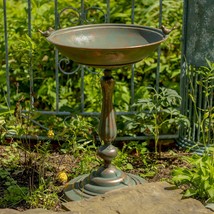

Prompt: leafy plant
xmin=0 ymin=168 xmax=28 ymax=207
xmin=123 ymin=87 xmax=189 ymax=154
xmin=112 ymin=141 xmax=158 ymax=178
xmin=0 ymin=0 xmax=183 ymax=112
xmin=71 ymin=149 xmax=100 ymax=177
xmin=0 ymin=0 xmax=187 ymax=210
xmin=113 ymin=150 xmax=134 ymax=171
xmin=56 ymin=115 xmax=97 ymax=154
xmin=27 ymin=178 xmax=60 ymax=210
xmin=172 ymin=148 xmax=214 ymax=203
xmin=0 ymin=142 xmax=20 ymax=168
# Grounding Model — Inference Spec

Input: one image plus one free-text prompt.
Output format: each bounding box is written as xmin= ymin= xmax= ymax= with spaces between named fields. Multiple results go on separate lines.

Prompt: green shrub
xmin=0 ymin=0 xmax=183 ymax=112
xmin=172 ymin=148 xmax=214 ymax=203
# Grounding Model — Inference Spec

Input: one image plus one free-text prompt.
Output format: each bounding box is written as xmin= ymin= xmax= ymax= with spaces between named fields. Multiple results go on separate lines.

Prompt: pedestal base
xmin=64 ymin=169 xmax=146 ymax=201
xmin=64 ymin=70 xmax=146 ymax=201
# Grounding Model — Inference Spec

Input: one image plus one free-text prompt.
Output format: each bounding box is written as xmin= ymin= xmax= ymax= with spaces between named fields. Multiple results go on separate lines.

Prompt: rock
xmin=22 ymin=209 xmax=53 ymax=214
xmin=0 ymin=209 xmax=20 ymax=214
xmin=206 ymin=203 xmax=214 ymax=212
xmin=62 ymin=182 xmax=213 ymax=214
xmin=0 ymin=208 xmax=76 ymax=214
xmin=22 ymin=208 xmax=76 ymax=214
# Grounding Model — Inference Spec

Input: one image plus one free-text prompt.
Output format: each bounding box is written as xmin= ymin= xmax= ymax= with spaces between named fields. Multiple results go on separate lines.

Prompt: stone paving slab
xmin=0 ymin=209 xmax=20 ymax=214
xmin=0 ymin=209 xmax=75 ymax=214
xmin=0 ymin=182 xmax=213 ymax=214
xmin=62 ymin=182 xmax=213 ymax=214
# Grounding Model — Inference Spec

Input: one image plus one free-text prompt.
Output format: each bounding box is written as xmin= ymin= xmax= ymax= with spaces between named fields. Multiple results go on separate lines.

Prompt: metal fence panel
xmin=178 ymin=0 xmax=214 ymax=153
xmin=184 ymin=0 xmax=214 ymax=66
xmin=2 ymin=0 xmax=180 ymax=141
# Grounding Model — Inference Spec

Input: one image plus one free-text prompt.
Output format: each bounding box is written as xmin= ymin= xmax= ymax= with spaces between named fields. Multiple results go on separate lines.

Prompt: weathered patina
xmin=44 ymin=23 xmax=167 ymax=201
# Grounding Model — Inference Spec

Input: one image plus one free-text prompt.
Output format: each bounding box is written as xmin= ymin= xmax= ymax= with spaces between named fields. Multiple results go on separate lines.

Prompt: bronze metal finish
xmin=63 ymin=69 xmax=146 ymax=201
xmin=43 ymin=23 xmax=167 ymax=201
xmin=44 ymin=23 xmax=167 ymax=68
xmin=161 ymin=25 xmax=176 ymax=35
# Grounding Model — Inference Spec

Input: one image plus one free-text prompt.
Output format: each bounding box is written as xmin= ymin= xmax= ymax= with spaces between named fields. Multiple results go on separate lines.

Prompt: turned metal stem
xmin=98 ymin=69 xmax=118 ymax=168
xmin=64 ymin=69 xmax=146 ymax=201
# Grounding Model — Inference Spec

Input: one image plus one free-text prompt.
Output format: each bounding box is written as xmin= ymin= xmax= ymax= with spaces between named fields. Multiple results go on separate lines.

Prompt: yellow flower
xmin=47 ymin=129 xmax=54 ymax=138
xmin=57 ymin=171 xmax=68 ymax=184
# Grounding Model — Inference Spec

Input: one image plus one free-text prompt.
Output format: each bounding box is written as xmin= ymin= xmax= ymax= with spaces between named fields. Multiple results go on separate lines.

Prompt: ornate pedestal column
xmin=64 ymin=70 xmax=146 ymax=201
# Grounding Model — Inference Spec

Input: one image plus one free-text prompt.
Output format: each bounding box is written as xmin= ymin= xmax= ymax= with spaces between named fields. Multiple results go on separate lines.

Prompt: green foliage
xmin=114 ymin=81 xmax=131 ymax=112
xmin=186 ymin=60 xmax=214 ymax=146
xmin=0 ymin=0 xmax=183 ymax=112
xmin=71 ymin=149 xmax=101 ymax=177
xmin=113 ymin=150 xmax=133 ymax=171
xmin=0 ymin=168 xmax=28 ymax=207
xmin=134 ymin=0 xmax=183 ymax=91
xmin=55 ymin=115 xmax=97 ymax=154
xmin=112 ymin=141 xmax=158 ymax=177
xmin=125 ymin=141 xmax=159 ymax=178
xmin=0 ymin=101 xmax=97 ymax=151
xmin=27 ymin=179 xmax=60 ymax=210
xmin=123 ymin=87 xmax=189 ymax=153
xmin=0 ymin=143 xmax=20 ymax=168
xmin=0 ymin=140 xmax=62 ymax=210
xmin=172 ymin=148 xmax=214 ymax=203
xmin=0 ymin=0 xmax=191 ymax=209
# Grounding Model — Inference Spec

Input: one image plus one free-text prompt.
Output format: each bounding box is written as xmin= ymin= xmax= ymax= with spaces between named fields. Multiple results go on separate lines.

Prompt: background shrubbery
xmin=0 ymin=0 xmax=183 ymax=137
xmin=0 ymin=0 xmax=183 ymax=108
xmin=1 ymin=1 xmax=214 ymax=210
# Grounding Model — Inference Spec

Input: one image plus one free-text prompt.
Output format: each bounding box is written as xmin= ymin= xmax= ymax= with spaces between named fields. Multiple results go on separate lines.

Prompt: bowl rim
xmin=47 ymin=23 xmax=167 ymax=50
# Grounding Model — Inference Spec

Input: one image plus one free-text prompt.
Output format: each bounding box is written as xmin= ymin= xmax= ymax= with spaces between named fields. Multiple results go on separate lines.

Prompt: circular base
xmin=64 ymin=171 xmax=146 ymax=201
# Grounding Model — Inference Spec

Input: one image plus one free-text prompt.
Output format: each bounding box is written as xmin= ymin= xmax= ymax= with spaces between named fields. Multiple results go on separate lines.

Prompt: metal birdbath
xmin=42 ymin=23 xmax=167 ymax=201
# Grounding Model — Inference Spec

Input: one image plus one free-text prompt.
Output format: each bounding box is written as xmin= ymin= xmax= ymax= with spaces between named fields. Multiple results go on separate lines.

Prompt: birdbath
xmin=43 ymin=23 xmax=167 ymax=201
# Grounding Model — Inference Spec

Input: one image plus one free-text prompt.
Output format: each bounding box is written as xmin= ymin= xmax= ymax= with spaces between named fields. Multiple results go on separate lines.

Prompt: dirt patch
xmin=0 ymin=142 xmax=190 ymax=211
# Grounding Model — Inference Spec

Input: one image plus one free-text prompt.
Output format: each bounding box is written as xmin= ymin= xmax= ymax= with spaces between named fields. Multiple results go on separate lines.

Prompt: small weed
xmin=71 ymin=149 xmax=101 ymax=177
xmin=58 ymin=115 xmax=96 ymax=154
xmin=113 ymin=150 xmax=133 ymax=171
xmin=0 ymin=142 xmax=20 ymax=168
xmin=27 ymin=179 xmax=61 ymax=210
xmin=172 ymin=148 xmax=214 ymax=203
xmin=0 ymin=168 xmax=28 ymax=207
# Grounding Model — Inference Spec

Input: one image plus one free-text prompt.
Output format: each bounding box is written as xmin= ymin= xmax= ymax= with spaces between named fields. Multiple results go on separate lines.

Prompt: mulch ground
xmin=0 ymin=140 xmax=190 ymax=211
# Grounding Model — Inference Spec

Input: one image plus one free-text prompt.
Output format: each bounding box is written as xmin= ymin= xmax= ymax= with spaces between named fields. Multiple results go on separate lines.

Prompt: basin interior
xmin=49 ymin=25 xmax=164 ymax=49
